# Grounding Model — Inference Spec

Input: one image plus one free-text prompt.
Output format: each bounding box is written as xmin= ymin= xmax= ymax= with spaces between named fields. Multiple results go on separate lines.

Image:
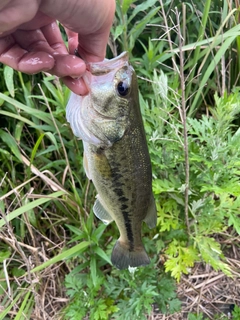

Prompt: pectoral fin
xmin=93 ymin=197 xmax=113 ymax=225
xmin=83 ymin=152 xmax=91 ymax=180
xmin=143 ymin=194 xmax=157 ymax=229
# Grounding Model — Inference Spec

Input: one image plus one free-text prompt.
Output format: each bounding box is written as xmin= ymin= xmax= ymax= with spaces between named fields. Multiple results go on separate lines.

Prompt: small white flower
xmin=128 ymin=266 xmax=137 ymax=274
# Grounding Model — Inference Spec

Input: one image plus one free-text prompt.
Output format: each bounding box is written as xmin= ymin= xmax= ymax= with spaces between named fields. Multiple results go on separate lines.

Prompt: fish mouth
xmin=82 ymin=52 xmax=129 ymax=89
xmin=86 ymin=52 xmax=129 ymax=75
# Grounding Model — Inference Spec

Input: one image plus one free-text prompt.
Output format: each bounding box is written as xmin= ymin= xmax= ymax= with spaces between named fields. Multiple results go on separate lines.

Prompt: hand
xmin=0 ymin=0 xmax=115 ymax=95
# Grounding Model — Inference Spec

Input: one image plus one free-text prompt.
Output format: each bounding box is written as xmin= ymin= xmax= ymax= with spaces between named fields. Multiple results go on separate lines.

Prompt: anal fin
xmin=93 ymin=196 xmax=113 ymax=225
xmin=143 ymin=193 xmax=157 ymax=229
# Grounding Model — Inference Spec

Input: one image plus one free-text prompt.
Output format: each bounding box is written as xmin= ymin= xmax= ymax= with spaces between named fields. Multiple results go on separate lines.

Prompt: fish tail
xmin=111 ymin=240 xmax=150 ymax=270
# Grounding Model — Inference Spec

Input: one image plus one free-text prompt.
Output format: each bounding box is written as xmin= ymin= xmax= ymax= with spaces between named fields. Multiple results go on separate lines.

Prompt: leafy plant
xmin=64 ymin=261 xmax=180 ymax=319
xmin=145 ymin=72 xmax=240 ymax=281
xmin=232 ymin=304 xmax=240 ymax=319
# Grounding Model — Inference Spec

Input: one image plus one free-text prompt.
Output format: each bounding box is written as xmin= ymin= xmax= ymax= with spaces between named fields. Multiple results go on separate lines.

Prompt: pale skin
xmin=0 ymin=0 xmax=116 ymax=95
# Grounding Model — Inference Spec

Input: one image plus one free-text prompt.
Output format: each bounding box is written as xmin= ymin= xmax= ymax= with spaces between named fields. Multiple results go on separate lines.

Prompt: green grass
xmin=1 ymin=0 xmax=240 ymax=319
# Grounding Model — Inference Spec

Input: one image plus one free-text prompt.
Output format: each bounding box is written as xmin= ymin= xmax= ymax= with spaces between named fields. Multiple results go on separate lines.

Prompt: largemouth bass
xmin=66 ymin=52 xmax=156 ymax=269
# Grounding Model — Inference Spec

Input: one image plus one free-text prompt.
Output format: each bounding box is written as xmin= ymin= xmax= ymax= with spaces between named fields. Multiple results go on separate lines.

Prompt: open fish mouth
xmin=86 ymin=52 xmax=129 ymax=75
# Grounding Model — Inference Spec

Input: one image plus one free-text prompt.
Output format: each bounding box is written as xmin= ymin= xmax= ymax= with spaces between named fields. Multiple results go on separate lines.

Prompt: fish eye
xmin=116 ymin=81 xmax=130 ymax=97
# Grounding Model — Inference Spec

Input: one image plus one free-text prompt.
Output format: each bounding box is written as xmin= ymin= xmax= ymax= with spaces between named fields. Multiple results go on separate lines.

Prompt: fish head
xmin=66 ymin=52 xmax=137 ymax=147
xmin=84 ymin=52 xmax=134 ymax=120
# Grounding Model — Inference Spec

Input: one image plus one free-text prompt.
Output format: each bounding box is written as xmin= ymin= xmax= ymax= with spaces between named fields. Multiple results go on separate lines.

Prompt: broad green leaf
xmin=30 ymin=132 xmax=59 ymax=164
xmin=0 ymin=250 xmax=11 ymax=262
xmin=129 ymin=7 xmax=160 ymax=50
xmin=90 ymin=257 xmax=97 ymax=287
xmin=196 ymin=237 xmax=232 ymax=276
xmin=113 ymin=24 xmax=125 ymax=41
xmin=95 ymin=246 xmax=112 ymax=265
xmin=42 ymin=77 xmax=66 ymax=107
xmin=14 ymin=121 xmax=24 ymax=143
xmin=128 ymin=0 xmax=158 ymax=24
xmin=30 ymin=133 xmax=45 ymax=164
xmin=29 ymin=241 xmax=90 ymax=273
xmin=165 ymin=240 xmax=198 ymax=282
xmin=92 ymin=223 xmax=107 ymax=242
xmin=122 ymin=0 xmax=137 ymax=15
xmin=45 ymin=132 xmax=59 ymax=151
xmin=228 ymin=213 xmax=240 ymax=234
xmin=0 ymin=129 xmax=22 ymax=161
xmin=3 ymin=65 xmax=14 ymax=97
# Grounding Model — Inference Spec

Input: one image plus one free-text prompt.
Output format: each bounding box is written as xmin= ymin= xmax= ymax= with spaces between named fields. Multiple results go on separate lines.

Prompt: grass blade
xmin=189 ymin=36 xmax=236 ymax=115
xmin=0 ymin=191 xmax=66 ymax=228
xmin=29 ymin=241 xmax=91 ymax=273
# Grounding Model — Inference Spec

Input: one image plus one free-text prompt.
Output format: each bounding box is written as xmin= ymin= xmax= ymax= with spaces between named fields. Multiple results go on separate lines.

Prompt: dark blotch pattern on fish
xmin=122 ymin=211 xmax=134 ymax=251
xmin=114 ymin=188 xmax=124 ymax=197
xmin=119 ymin=196 xmax=128 ymax=202
xmin=111 ymin=159 xmax=134 ymax=250
xmin=121 ymin=204 xmax=128 ymax=211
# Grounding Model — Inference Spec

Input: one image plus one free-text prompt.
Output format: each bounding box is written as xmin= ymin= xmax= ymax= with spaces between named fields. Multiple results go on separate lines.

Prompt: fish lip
xmin=82 ymin=52 xmax=129 ymax=93
xmin=82 ymin=70 xmax=91 ymax=92
xmin=86 ymin=52 xmax=129 ymax=75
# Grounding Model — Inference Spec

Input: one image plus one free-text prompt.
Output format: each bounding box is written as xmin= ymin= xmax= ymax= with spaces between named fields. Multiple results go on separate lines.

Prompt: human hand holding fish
xmin=0 ymin=0 xmax=115 ymax=95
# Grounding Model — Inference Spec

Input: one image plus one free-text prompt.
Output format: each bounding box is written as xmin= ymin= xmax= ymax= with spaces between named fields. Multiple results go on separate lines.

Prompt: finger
xmin=0 ymin=0 xmax=40 ymax=33
xmin=62 ymin=76 xmax=88 ymax=96
xmin=18 ymin=12 xmax=53 ymax=31
xmin=0 ymin=35 xmax=54 ymax=73
xmin=0 ymin=0 xmax=11 ymax=11
xmin=13 ymin=27 xmax=86 ymax=78
xmin=41 ymin=22 xmax=68 ymax=54
xmin=41 ymin=24 xmax=87 ymax=78
xmin=51 ymin=54 xmax=86 ymax=78
xmin=65 ymin=28 xmax=78 ymax=55
xmin=77 ymin=28 xmax=111 ymax=63
xmin=13 ymin=28 xmax=58 ymax=54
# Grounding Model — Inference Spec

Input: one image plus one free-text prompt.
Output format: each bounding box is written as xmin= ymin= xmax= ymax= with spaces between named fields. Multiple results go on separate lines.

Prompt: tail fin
xmin=111 ymin=240 xmax=150 ymax=270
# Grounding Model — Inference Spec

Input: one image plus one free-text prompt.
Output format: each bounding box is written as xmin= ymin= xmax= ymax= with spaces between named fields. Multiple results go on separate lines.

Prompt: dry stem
xmin=176 ymin=8 xmax=190 ymax=236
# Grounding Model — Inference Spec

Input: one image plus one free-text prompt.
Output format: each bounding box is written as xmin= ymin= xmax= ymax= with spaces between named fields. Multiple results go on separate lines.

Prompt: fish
xmin=66 ymin=52 xmax=157 ymax=270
